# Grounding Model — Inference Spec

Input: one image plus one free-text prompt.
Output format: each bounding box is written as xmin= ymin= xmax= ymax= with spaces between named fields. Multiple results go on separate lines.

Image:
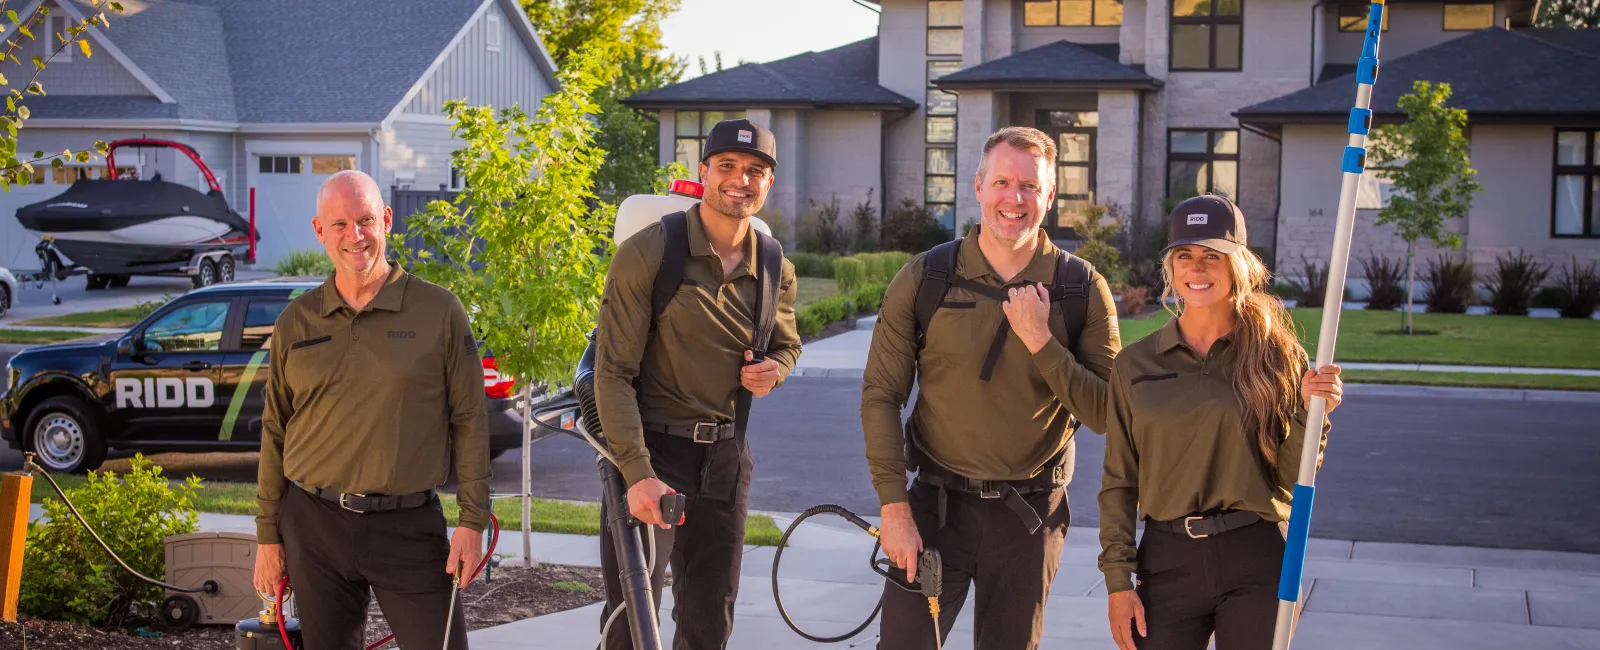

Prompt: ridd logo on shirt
xmin=388 ymin=330 xmax=417 ymax=339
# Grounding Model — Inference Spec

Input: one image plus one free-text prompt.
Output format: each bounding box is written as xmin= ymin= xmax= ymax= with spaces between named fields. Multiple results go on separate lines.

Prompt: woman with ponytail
xmin=1097 ymin=194 xmax=1343 ymax=650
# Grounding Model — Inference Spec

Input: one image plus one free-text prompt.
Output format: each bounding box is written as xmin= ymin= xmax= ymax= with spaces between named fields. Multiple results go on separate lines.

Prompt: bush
xmin=1555 ymin=256 xmax=1600 ymax=318
xmin=880 ymin=198 xmax=947 ymax=253
xmin=1483 ymin=249 xmax=1550 ymax=316
xmin=1068 ymin=204 xmax=1125 ymax=288
xmin=1268 ymin=281 xmax=1303 ymax=301
xmin=799 ymin=196 xmax=847 ymax=255
xmin=22 ymin=455 xmax=200 ymax=627
xmin=1360 ymin=253 xmax=1406 ymax=311
xmin=834 ymin=257 xmax=868 ymax=293
xmin=758 ymin=207 xmax=794 ymax=249
xmin=1292 ymin=256 xmax=1332 ymax=308
xmin=1110 ymin=202 xmax=1167 ymax=292
xmin=851 ymin=283 xmax=888 ymax=312
xmin=788 ymin=252 xmax=838 ymax=279
xmin=1116 ymin=285 xmax=1151 ymax=317
xmin=851 ymin=190 xmax=878 ymax=254
xmin=1423 ymin=255 xmax=1475 ymax=314
xmin=273 ymin=248 xmax=334 ymax=277
xmin=130 ymin=292 xmax=176 ymax=320
xmin=1533 ymin=285 xmax=1567 ymax=310
xmin=853 ymin=251 xmax=912 ymax=285
xmin=796 ymin=295 xmax=856 ymax=336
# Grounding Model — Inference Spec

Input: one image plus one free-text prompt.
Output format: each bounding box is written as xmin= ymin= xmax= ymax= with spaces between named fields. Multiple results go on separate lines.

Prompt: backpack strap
xmin=1050 ymin=252 xmax=1092 ymax=347
xmin=649 ymin=211 xmax=690 ymax=328
xmin=735 ymin=229 xmax=784 ymax=440
xmin=912 ymin=239 xmax=963 ymax=350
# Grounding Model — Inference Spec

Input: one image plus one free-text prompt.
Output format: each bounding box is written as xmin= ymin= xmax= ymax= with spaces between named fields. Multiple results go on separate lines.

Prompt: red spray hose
xmin=276 ymin=513 xmax=502 ymax=650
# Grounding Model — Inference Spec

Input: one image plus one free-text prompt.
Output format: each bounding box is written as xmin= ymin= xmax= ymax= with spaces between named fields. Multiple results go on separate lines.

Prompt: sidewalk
xmin=41 ymin=505 xmax=1589 ymax=650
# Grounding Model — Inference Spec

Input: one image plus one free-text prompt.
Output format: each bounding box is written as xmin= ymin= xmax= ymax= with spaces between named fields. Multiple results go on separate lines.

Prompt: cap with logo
xmin=1163 ymin=194 xmax=1248 ymax=255
xmin=701 ymin=118 xmax=778 ymax=170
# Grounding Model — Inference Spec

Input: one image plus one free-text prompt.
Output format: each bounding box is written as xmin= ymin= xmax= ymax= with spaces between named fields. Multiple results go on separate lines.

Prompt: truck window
xmin=142 ymin=302 xmax=230 ymax=352
xmin=239 ymin=300 xmax=291 ymax=351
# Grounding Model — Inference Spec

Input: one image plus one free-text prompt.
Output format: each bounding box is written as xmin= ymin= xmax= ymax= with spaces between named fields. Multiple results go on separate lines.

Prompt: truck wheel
xmin=218 ymin=254 xmax=236 ymax=283
xmin=86 ymin=274 xmax=110 ymax=291
xmin=193 ymin=259 xmax=218 ymax=288
xmin=25 ymin=396 xmax=108 ymax=473
xmin=109 ymin=275 xmax=131 ymax=288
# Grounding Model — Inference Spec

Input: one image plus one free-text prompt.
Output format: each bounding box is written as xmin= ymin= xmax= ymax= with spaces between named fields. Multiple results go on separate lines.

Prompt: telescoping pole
xmin=1271 ymin=1 xmax=1385 ymax=648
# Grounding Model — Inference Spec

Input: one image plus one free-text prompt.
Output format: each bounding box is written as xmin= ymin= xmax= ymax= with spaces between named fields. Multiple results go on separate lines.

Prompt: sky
xmin=660 ymin=0 xmax=882 ymax=79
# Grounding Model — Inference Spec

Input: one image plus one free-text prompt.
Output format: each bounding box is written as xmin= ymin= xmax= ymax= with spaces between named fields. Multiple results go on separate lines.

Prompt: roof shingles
xmin=623 ymin=38 xmax=916 ymax=110
xmin=933 ymin=40 xmax=1159 ymax=90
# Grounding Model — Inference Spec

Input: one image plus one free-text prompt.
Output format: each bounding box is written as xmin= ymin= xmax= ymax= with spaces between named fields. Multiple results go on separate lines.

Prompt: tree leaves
xmin=78 ymin=38 xmax=91 ymax=58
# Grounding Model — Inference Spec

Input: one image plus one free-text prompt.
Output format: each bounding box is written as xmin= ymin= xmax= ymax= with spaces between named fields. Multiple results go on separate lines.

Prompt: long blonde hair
xmin=1160 ymin=247 xmax=1308 ymax=466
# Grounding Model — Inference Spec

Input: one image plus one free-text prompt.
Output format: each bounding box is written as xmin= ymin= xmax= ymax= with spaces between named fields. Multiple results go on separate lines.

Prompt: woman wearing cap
xmin=1097 ymin=194 xmax=1343 ymax=650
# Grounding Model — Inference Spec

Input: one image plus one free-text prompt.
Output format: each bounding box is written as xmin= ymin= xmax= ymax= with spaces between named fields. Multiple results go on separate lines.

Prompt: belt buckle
xmin=977 ymin=480 xmax=1001 ymax=499
xmin=691 ymin=422 xmax=720 ymax=444
xmin=338 ymin=492 xmax=368 ymax=514
xmin=1183 ymin=516 xmax=1210 ymax=539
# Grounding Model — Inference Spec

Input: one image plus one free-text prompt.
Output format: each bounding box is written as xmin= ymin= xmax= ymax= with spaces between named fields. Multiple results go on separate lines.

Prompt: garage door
xmin=250 ymin=155 xmax=357 ymax=269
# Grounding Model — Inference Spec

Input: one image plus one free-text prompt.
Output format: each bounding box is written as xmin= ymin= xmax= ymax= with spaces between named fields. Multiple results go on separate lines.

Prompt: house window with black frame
xmin=673 ymin=110 xmax=746 ymax=171
xmin=1553 ymin=129 xmax=1600 ymax=238
xmin=1038 ymin=110 xmax=1098 ymax=239
xmin=1443 ymin=2 xmax=1494 ymax=30
xmin=1171 ymin=0 xmax=1242 ymax=71
xmin=1168 ymin=129 xmax=1239 ymax=201
xmin=927 ymin=1 xmax=963 ymax=55
xmin=259 ymin=156 xmax=303 ymax=174
xmin=1338 ymin=2 xmax=1389 ymax=31
xmin=925 ymin=59 xmax=960 ymax=230
xmin=1024 ymin=0 xmax=1123 ymax=26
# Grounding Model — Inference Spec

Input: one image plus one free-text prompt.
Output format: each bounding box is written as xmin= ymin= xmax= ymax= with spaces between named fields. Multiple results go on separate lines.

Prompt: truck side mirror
xmin=117 ymin=338 xmax=133 ymax=357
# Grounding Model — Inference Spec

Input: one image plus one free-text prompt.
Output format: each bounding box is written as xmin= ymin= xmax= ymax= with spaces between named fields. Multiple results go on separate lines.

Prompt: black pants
xmin=1132 ymin=518 xmax=1286 ymax=650
xmin=878 ymin=481 xmax=1071 ymax=650
xmin=280 ymin=484 xmax=467 ymax=650
xmin=598 ymin=433 xmax=752 ymax=650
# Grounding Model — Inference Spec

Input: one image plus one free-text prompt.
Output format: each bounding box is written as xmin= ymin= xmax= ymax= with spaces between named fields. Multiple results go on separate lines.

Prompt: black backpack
xmin=646 ymin=211 xmax=784 ymax=437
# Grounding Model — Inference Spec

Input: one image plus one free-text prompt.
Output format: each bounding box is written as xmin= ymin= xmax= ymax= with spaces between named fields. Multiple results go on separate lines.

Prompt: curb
xmin=1344 ymin=382 xmax=1600 ymax=403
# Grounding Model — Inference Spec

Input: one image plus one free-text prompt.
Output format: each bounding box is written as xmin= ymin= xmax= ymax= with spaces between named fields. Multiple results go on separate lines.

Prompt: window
xmin=52 ymin=164 xmax=128 ymax=184
xmin=49 ymin=15 xmax=72 ymax=62
xmin=927 ymin=1 xmax=963 ymax=55
xmin=1168 ymin=129 xmax=1239 ymax=200
xmin=450 ymin=166 xmax=467 ymax=191
xmin=1443 ymin=3 xmax=1494 ymax=30
xmin=486 ymin=13 xmax=502 ymax=52
xmin=925 ymin=59 xmax=960 ymax=230
xmin=1554 ymin=129 xmax=1600 ymax=238
xmin=259 ymin=156 xmax=303 ymax=174
xmin=141 ymin=302 xmax=229 ymax=353
xmin=926 ymin=61 xmax=960 ymax=116
xmin=238 ymin=300 xmax=291 ymax=351
xmin=673 ymin=110 xmax=746 ymax=171
xmin=1171 ymin=0 xmax=1243 ymax=71
xmin=1338 ymin=2 xmax=1389 ymax=31
xmin=310 ymin=156 xmax=356 ymax=174
xmin=1024 ymin=0 xmax=1124 ymax=26
xmin=1356 ymin=168 xmax=1399 ymax=209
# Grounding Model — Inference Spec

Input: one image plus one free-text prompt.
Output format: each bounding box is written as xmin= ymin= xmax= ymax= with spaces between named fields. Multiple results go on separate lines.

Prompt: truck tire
xmin=109 ymin=275 xmax=131 ymax=288
xmin=25 ymin=396 xmax=108 ymax=473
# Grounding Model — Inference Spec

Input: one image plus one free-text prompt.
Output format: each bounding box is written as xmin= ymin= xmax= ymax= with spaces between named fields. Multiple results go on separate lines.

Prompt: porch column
xmin=955 ymin=89 xmax=1000 ymax=232
xmin=1096 ymin=90 xmax=1140 ymax=217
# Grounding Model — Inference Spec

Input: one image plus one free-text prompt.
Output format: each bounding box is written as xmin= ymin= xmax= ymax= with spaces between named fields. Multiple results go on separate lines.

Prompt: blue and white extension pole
xmin=1271 ymin=1 xmax=1385 ymax=648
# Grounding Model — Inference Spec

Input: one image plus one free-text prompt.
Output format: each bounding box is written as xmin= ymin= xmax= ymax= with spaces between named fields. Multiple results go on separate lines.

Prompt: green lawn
xmin=0 ymin=329 xmax=96 ymax=345
xmin=796 ymin=277 xmax=839 ymax=308
xmin=16 ymin=305 xmax=150 ymax=328
xmin=1115 ymin=308 xmax=1600 ymax=369
xmin=1341 ymin=370 xmax=1600 ymax=392
xmin=30 ymin=475 xmax=785 ymax=546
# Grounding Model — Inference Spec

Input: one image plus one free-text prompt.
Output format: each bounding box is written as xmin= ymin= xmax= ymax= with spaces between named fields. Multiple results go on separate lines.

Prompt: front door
xmin=107 ymin=299 xmax=233 ymax=443
xmin=1036 ymin=110 xmax=1098 ymax=240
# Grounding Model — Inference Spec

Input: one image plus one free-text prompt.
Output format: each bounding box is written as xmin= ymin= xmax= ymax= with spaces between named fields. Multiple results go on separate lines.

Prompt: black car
xmin=1 ymin=278 xmax=527 ymax=472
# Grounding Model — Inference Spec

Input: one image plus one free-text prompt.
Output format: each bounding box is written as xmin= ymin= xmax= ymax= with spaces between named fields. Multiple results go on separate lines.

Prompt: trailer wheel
xmin=218 ymin=254 xmax=236 ymax=283
xmin=109 ymin=275 xmax=131 ymax=288
xmin=0 ymin=282 xmax=10 ymax=317
xmin=193 ymin=259 xmax=218 ymax=288
xmin=85 ymin=274 xmax=110 ymax=291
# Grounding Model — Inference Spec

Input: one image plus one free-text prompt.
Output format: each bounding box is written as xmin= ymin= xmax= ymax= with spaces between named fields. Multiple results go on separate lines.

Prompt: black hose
xmin=27 ymin=459 xmax=216 ymax=595
xmin=770 ymin=504 xmax=884 ymax=643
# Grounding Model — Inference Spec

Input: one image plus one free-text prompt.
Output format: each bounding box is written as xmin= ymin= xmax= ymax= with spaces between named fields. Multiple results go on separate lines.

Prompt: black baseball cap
xmin=1163 ymin=194 xmax=1248 ymax=255
xmin=702 ymin=118 xmax=778 ymax=170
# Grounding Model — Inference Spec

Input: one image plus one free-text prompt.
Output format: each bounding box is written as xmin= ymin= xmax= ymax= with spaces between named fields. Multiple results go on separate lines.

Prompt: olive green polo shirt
xmin=1098 ymin=316 xmax=1332 ymax=594
xmin=861 ymin=229 xmax=1120 ymax=506
xmin=594 ymin=204 xmax=802 ymax=487
xmin=255 ymin=265 xmax=491 ymax=545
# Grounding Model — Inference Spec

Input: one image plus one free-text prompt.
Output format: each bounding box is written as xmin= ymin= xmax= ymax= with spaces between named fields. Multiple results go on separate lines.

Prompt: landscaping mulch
xmin=0 ymin=563 xmax=604 ymax=650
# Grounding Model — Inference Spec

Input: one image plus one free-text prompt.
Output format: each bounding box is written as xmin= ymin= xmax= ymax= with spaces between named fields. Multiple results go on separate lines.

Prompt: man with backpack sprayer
xmin=592 ymin=118 xmax=802 ymax=649
xmin=861 ymin=126 xmax=1121 ymax=648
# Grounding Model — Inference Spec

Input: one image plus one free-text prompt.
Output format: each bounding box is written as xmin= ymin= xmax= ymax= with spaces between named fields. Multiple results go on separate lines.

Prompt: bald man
xmin=252 ymin=170 xmax=490 ymax=650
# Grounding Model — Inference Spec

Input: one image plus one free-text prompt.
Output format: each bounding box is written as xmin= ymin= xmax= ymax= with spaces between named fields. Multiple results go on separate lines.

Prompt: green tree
xmin=0 ymin=0 xmax=124 ymax=189
xmin=1367 ymin=80 xmax=1483 ymax=334
xmin=522 ymin=0 xmax=683 ymax=202
xmin=1535 ymin=0 xmax=1600 ymax=27
xmin=1069 ymin=204 xmax=1126 ymax=288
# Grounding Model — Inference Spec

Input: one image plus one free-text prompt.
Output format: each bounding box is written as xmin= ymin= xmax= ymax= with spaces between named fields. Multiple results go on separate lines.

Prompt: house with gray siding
xmin=0 ymin=0 xmax=558 ymax=271
xmin=626 ymin=0 xmax=1600 ymax=286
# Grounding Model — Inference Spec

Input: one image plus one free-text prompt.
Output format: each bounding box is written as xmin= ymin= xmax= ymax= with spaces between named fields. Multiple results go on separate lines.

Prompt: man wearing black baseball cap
xmin=593 ymin=117 xmax=800 ymax=649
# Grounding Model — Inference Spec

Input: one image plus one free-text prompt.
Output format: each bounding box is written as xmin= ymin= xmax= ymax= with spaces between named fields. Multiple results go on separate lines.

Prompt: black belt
xmin=294 ymin=481 xmax=434 ymax=514
xmin=1146 ymin=510 xmax=1262 ymax=539
xmin=644 ymin=421 xmax=737 ymax=444
xmin=914 ymin=463 xmax=1066 ymax=536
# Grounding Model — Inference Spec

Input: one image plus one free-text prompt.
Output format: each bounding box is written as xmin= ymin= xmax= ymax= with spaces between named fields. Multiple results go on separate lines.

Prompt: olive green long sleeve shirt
xmin=1097 ymin=317 xmax=1332 ymax=594
xmin=861 ymin=231 xmax=1120 ymax=506
xmin=255 ymin=266 xmax=491 ymax=545
xmin=594 ymin=205 xmax=802 ymax=488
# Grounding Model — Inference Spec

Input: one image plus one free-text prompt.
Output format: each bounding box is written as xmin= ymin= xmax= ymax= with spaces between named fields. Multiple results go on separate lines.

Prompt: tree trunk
xmin=1405 ymin=240 xmax=1416 ymax=335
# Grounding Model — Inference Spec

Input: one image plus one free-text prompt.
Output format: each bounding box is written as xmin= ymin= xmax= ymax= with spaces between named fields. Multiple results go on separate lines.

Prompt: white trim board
xmin=39 ymin=0 xmax=176 ymax=103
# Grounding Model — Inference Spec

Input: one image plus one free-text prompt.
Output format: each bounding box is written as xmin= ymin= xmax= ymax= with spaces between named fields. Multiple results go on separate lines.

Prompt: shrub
xmin=1483 ymin=249 xmax=1550 ymax=316
xmin=21 ymin=455 xmax=200 ymax=628
xmin=1360 ymin=253 xmax=1406 ymax=311
xmin=1268 ymin=281 xmax=1303 ymax=301
xmin=880 ymin=198 xmax=947 ymax=253
xmin=1532 ymin=285 xmax=1567 ymax=310
xmin=1292 ymin=256 xmax=1332 ymax=308
xmin=834 ymin=257 xmax=868 ymax=293
xmin=1555 ymin=256 xmax=1600 ymax=318
xmin=273 ymin=249 xmax=334 ymax=277
xmin=1116 ymin=285 xmax=1150 ymax=318
xmin=851 ymin=190 xmax=879 ymax=254
xmin=1423 ymin=255 xmax=1475 ymax=314
xmin=851 ymin=283 xmax=889 ymax=312
xmin=796 ymin=295 xmax=856 ymax=336
xmin=1110 ymin=202 xmax=1167 ymax=292
xmin=1068 ymin=204 xmax=1125 ymax=288
xmin=758 ymin=207 xmax=794 ymax=249
xmin=788 ymin=252 xmax=838 ymax=279
xmin=876 ymin=251 xmax=912 ymax=282
xmin=799 ymin=196 xmax=847 ymax=255
xmin=130 ymin=292 xmax=176 ymax=320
